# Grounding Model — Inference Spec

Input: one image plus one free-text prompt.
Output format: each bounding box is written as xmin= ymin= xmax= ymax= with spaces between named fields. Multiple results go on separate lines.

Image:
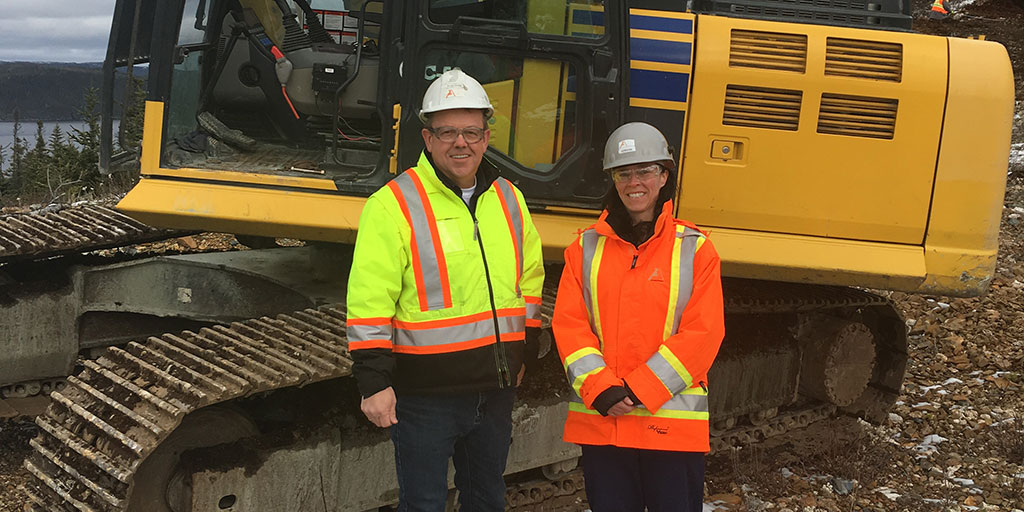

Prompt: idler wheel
xmin=129 ymin=406 xmax=258 ymax=512
xmin=797 ymin=316 xmax=876 ymax=407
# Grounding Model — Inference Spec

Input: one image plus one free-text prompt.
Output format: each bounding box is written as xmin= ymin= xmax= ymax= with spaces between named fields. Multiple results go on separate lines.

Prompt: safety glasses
xmin=428 ymin=126 xmax=486 ymax=144
xmin=611 ymin=164 xmax=664 ymax=183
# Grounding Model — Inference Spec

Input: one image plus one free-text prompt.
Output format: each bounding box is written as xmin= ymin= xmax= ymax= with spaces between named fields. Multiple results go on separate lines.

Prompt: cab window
xmin=424 ymin=50 xmax=579 ymax=174
xmin=428 ymin=0 xmax=605 ymax=39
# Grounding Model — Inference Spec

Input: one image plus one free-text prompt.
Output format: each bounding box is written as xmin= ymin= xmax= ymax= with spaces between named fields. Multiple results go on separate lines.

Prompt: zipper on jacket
xmin=631 ymin=253 xmax=638 ymax=269
xmin=473 ymin=215 xmax=512 ymax=387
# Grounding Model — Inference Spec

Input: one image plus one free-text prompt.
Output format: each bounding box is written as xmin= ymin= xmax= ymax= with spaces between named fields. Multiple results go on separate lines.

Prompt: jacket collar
xmin=595 ymin=200 xmax=676 ymax=246
xmin=419 ymin=150 xmax=499 ymax=212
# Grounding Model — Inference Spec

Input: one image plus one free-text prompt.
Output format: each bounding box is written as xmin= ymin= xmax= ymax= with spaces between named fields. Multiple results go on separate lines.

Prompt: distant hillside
xmin=0 ymin=62 xmax=146 ymax=121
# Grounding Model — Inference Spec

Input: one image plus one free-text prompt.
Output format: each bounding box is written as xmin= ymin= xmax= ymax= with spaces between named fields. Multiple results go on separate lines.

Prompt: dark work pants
xmin=581 ymin=444 xmax=705 ymax=512
xmin=391 ymin=388 xmax=516 ymax=512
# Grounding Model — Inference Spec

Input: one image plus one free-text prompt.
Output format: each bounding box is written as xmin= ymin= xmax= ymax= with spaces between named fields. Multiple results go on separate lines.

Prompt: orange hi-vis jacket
xmin=553 ymin=201 xmax=724 ymax=452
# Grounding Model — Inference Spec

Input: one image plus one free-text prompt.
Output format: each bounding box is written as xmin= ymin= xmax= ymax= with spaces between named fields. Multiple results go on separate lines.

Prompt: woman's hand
xmin=607 ymin=397 xmax=635 ymax=417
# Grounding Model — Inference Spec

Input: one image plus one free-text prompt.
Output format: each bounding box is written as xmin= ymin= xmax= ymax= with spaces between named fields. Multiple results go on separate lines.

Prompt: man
xmin=346 ymin=68 xmax=545 ymax=511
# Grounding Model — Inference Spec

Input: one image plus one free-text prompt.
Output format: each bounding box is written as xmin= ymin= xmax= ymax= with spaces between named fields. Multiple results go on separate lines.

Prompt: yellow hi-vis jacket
xmin=347 ymin=152 xmax=544 ymax=396
xmin=553 ymin=201 xmax=724 ymax=452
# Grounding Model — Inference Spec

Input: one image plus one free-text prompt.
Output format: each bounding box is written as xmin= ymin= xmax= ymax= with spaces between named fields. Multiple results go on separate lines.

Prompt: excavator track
xmin=22 ymin=274 xmax=906 ymax=511
xmin=23 ymin=306 xmax=352 ymax=511
xmin=0 ymin=204 xmax=181 ymax=264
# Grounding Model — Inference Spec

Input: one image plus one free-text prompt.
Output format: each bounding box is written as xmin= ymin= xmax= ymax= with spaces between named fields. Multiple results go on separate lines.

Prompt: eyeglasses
xmin=428 ymin=126 xmax=486 ymax=144
xmin=611 ymin=164 xmax=663 ymax=183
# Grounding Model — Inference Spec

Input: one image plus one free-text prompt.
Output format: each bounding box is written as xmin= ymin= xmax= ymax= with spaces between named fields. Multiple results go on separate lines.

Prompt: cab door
xmin=398 ymin=0 xmax=622 ymax=207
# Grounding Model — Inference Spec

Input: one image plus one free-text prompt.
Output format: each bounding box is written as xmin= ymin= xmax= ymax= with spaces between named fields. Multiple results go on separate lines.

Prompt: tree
xmin=47 ymin=123 xmax=85 ymax=201
xmin=71 ymin=87 xmax=102 ymax=187
xmin=9 ymin=110 xmax=26 ymax=192
xmin=22 ymin=120 xmax=50 ymax=194
xmin=119 ymin=75 xmax=147 ymax=151
xmin=0 ymin=142 xmax=7 ymax=197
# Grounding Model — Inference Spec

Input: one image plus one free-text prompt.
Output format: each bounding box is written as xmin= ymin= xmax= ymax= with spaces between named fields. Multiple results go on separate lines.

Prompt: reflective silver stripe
xmin=669 ymin=227 xmax=702 ymax=335
xmin=392 ymin=172 xmax=447 ymax=311
xmin=395 ymin=315 xmax=525 ymax=348
xmin=347 ymin=323 xmax=393 ymax=342
xmin=659 ymin=392 xmax=708 ymax=413
xmin=494 ymin=178 xmax=524 ymax=296
xmin=565 ymin=353 xmax=607 ymax=387
xmin=525 ymin=301 xmax=541 ymax=322
xmin=580 ymin=228 xmax=599 ymax=335
xmin=648 ymin=350 xmax=688 ymax=395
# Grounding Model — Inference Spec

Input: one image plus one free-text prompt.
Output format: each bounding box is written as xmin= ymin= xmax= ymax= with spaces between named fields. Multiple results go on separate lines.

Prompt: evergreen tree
xmin=10 ymin=110 xmax=27 ymax=193
xmin=48 ymin=123 xmax=83 ymax=200
xmin=22 ymin=120 xmax=50 ymax=194
xmin=71 ymin=87 xmax=102 ymax=187
xmin=119 ymin=75 xmax=147 ymax=151
xmin=0 ymin=143 xmax=7 ymax=196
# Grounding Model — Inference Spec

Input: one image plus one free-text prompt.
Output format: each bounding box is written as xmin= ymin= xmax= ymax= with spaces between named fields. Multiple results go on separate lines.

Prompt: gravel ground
xmin=1 ymin=2 xmax=1022 ymax=510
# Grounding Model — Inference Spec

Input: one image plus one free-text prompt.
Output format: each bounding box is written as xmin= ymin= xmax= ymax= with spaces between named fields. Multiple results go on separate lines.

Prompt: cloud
xmin=0 ymin=2 xmax=115 ymax=62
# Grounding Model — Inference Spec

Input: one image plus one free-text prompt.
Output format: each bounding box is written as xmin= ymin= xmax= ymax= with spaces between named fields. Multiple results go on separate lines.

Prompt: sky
xmin=0 ymin=1 xmax=115 ymax=63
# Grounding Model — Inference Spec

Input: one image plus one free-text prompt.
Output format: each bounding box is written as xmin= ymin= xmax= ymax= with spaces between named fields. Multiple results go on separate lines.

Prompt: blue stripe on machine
xmin=573 ymin=9 xmax=604 ymax=26
xmin=631 ymin=38 xmax=692 ymax=65
xmin=630 ymin=69 xmax=689 ymax=103
xmin=629 ymin=15 xmax=693 ymax=34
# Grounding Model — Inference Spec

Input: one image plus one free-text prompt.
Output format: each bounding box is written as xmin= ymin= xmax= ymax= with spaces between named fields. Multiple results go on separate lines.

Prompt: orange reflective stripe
xmin=525 ymin=295 xmax=542 ymax=327
xmin=493 ymin=178 xmax=524 ymax=295
xmin=393 ymin=309 xmax=525 ymax=352
xmin=392 ymin=333 xmax=522 ymax=355
xmin=347 ymin=317 xmax=392 ymax=326
xmin=387 ymin=179 xmax=429 ymax=310
xmin=349 ymin=339 xmax=393 ymax=350
xmin=392 ymin=308 xmax=525 ymax=330
xmin=387 ymin=170 xmax=453 ymax=312
xmin=407 ymin=171 xmax=453 ymax=309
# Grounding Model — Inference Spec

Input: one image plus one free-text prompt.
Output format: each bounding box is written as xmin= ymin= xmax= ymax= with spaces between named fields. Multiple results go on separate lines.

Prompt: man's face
xmin=421 ymin=108 xmax=490 ymax=188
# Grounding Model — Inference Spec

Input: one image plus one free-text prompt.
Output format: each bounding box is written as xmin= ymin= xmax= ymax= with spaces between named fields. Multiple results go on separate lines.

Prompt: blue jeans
xmin=581 ymin=444 xmax=705 ymax=512
xmin=391 ymin=388 xmax=516 ymax=512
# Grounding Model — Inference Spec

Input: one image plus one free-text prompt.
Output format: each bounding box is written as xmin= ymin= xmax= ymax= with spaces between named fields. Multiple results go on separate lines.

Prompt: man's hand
xmin=607 ymin=397 xmax=635 ymax=417
xmin=361 ymin=387 xmax=398 ymax=427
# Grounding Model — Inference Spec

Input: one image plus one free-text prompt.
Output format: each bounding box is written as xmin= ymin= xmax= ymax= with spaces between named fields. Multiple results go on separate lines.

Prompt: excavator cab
xmin=104 ymin=0 xmax=618 ymax=229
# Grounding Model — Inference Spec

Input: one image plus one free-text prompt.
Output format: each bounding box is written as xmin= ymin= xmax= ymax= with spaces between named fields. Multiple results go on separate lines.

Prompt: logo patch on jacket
xmin=647 ymin=424 xmax=669 ymax=435
xmin=648 ymin=268 xmax=664 ymax=282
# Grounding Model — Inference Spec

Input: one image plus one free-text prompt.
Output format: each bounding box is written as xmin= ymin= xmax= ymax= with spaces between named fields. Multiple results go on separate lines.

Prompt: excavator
xmin=6 ymin=0 xmax=1013 ymax=510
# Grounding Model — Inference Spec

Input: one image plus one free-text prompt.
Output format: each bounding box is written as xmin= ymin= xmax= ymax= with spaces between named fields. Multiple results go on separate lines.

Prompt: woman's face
xmin=612 ymin=163 xmax=668 ymax=223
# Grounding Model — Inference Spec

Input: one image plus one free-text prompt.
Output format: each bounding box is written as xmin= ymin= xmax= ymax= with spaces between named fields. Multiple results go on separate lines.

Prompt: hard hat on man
xmin=419 ymin=68 xmax=494 ymax=123
xmin=602 ymin=122 xmax=676 ymax=172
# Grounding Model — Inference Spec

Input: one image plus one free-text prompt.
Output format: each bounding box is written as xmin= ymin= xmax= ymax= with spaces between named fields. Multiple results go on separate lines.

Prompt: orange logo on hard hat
xmin=446 ymin=89 xmax=456 ymax=98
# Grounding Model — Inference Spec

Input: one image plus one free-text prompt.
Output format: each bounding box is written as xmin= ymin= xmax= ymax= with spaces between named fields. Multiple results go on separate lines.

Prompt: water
xmin=0 ymin=121 xmax=118 ymax=153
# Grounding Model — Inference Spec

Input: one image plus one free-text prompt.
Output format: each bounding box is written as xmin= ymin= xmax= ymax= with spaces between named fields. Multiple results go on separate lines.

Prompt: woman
xmin=552 ymin=122 xmax=725 ymax=511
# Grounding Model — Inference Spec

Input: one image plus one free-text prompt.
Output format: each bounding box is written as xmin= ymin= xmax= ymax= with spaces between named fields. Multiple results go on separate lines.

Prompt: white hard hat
xmin=418 ymin=68 xmax=494 ymax=124
xmin=603 ymin=122 xmax=676 ymax=171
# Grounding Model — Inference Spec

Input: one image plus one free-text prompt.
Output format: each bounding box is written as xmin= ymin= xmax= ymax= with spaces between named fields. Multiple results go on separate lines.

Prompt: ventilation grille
xmin=817 ymin=94 xmax=898 ymax=139
xmin=723 ymin=85 xmax=802 ymax=131
xmin=729 ymin=4 xmax=874 ymax=26
xmin=730 ymin=30 xmax=808 ymax=72
xmin=825 ymin=38 xmax=903 ymax=81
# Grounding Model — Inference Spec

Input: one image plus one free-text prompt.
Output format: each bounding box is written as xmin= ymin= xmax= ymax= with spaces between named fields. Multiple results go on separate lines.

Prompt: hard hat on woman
xmin=602 ymin=121 xmax=676 ymax=171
